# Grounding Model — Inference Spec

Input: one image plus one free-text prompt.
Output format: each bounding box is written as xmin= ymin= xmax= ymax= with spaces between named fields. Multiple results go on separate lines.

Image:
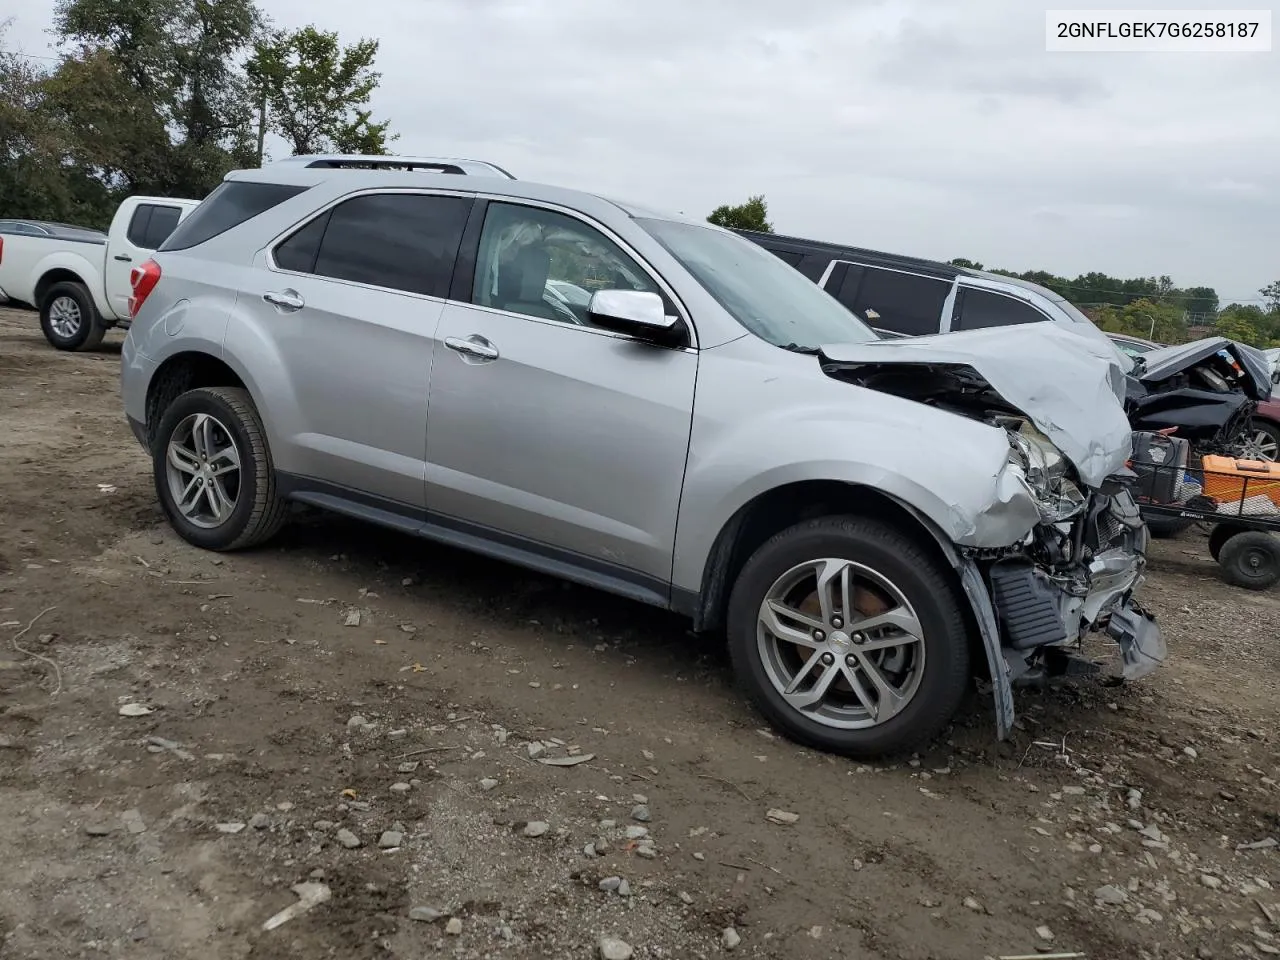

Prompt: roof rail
xmin=267 ymin=154 xmax=517 ymax=179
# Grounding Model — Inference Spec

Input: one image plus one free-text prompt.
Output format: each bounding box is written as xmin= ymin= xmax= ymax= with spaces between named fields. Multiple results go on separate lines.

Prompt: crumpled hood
xmin=1138 ymin=337 xmax=1272 ymax=400
xmin=818 ymin=323 xmax=1133 ymax=489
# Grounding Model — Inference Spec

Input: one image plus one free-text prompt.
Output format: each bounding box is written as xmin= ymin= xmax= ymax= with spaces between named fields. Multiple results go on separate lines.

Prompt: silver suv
xmin=120 ymin=159 xmax=1163 ymax=758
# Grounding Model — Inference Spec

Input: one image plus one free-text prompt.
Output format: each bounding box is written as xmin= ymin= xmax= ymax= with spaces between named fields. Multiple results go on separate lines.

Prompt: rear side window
xmin=952 ymin=288 xmax=1047 ymax=331
xmin=844 ymin=265 xmax=950 ymax=336
xmin=275 ymin=193 xmax=472 ymax=298
xmin=160 ymin=181 xmax=309 ymax=252
xmin=126 ymin=204 xmax=183 ymax=249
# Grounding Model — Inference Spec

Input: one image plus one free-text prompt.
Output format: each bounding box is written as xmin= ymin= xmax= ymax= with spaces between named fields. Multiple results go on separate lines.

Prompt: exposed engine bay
xmin=822 ymin=352 xmax=1164 ymax=702
xmin=1126 ymin=338 xmax=1271 ymax=456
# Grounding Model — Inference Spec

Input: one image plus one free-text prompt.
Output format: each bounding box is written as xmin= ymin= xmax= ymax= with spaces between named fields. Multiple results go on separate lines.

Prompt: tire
xmin=1246 ymin=419 xmax=1280 ymax=463
xmin=151 ymin=386 xmax=288 ymax=551
xmin=1218 ymin=531 xmax=1280 ymax=591
xmin=1207 ymin=523 xmax=1248 ymax=562
xmin=726 ymin=516 xmax=970 ymax=759
xmin=39 ymin=281 xmax=106 ymax=352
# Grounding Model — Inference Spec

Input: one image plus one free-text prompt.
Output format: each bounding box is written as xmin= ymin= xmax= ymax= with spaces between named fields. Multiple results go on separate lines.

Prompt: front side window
xmin=638 ymin=219 xmax=876 ymax=351
xmin=952 ymin=288 xmax=1048 ymax=331
xmin=471 ymin=202 xmax=661 ymax=327
xmin=273 ymin=193 xmax=472 ymax=298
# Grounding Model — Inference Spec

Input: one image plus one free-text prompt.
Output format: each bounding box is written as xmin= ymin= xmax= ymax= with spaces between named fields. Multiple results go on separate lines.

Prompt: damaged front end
xmin=819 ymin=324 xmax=1166 ymax=738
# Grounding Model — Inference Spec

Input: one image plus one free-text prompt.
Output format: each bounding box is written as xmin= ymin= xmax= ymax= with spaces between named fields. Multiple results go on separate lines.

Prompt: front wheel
xmin=152 ymin=386 xmax=289 ymax=551
xmin=726 ymin=517 xmax=970 ymax=759
xmin=39 ymin=281 xmax=106 ymax=351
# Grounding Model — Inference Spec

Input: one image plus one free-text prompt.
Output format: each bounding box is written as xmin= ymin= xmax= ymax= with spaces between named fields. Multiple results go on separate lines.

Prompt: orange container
xmin=1200 ymin=455 xmax=1280 ymax=510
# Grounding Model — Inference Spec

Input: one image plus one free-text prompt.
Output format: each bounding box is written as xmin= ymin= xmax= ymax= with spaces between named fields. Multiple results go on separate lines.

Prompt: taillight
xmin=129 ymin=259 xmax=162 ymax=317
xmin=0 ymin=236 xmax=5 ymax=264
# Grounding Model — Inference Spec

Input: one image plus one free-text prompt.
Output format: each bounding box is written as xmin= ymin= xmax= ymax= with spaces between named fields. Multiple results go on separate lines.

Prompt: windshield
xmin=637 ymin=218 xmax=876 ymax=350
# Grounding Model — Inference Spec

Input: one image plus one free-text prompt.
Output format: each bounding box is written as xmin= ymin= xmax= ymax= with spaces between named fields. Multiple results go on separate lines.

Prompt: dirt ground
xmin=1 ymin=304 xmax=1278 ymax=960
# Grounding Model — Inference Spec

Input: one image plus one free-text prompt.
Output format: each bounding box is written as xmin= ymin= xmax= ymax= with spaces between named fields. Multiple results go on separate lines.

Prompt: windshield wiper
xmin=779 ymin=342 xmax=820 ymax=355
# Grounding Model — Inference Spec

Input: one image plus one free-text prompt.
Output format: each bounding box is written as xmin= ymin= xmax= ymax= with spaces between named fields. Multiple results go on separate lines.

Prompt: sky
xmin=5 ymin=0 xmax=1278 ymax=305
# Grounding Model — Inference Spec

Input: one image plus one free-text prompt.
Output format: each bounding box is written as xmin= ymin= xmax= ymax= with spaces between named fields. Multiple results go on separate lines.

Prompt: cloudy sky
xmin=6 ymin=0 xmax=1278 ymax=304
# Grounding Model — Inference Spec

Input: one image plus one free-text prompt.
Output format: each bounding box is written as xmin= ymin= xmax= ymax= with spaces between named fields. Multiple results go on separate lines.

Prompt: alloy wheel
xmin=756 ymin=558 xmax=926 ymax=729
xmin=48 ymin=296 xmax=82 ymax=340
xmin=165 ymin=413 xmax=242 ymax=528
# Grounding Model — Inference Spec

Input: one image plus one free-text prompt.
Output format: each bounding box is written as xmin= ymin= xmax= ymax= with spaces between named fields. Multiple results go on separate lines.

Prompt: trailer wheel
xmin=1218 ymin=531 xmax=1280 ymax=591
xmin=1208 ymin=523 xmax=1248 ymax=562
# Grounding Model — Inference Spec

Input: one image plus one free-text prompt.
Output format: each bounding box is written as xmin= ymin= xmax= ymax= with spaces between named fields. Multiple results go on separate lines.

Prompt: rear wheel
xmin=39 ymin=281 xmax=105 ymax=352
xmin=726 ymin=517 xmax=970 ymax=759
xmin=1218 ymin=531 xmax=1280 ymax=591
xmin=1208 ymin=523 xmax=1248 ymax=562
xmin=152 ymin=386 xmax=288 ymax=551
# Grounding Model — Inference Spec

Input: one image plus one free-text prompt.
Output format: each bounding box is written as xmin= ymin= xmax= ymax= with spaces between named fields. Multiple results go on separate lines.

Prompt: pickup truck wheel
xmin=40 ymin=281 xmax=106 ymax=352
xmin=726 ymin=516 xmax=970 ymax=759
xmin=152 ymin=387 xmax=289 ymax=551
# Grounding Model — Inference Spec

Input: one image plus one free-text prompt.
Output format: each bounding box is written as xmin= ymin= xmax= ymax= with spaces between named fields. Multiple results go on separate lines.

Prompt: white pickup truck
xmin=0 ymin=195 xmax=200 ymax=350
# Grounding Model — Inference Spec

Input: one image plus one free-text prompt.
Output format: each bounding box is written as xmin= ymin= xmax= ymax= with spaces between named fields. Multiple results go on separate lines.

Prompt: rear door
xmin=250 ymin=189 xmax=473 ymax=508
xmin=105 ymin=201 xmax=187 ymax=317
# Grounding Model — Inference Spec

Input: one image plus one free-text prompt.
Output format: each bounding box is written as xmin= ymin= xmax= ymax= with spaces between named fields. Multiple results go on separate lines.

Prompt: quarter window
xmin=471 ymin=202 xmax=662 ymax=327
xmin=952 ymin=288 xmax=1047 ymax=330
xmin=127 ymin=204 xmax=183 ymax=249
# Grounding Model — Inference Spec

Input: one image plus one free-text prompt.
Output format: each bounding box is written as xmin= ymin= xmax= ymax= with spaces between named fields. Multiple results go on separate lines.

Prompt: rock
xmin=1061 ymin=785 xmax=1086 ymax=796
xmin=346 ymin=715 xmax=372 ymax=732
xmin=1183 ymin=746 xmax=1198 ymax=759
xmin=599 ymin=876 xmax=622 ymax=893
xmin=766 ymin=808 xmax=799 ymax=825
xmin=598 ymin=936 xmax=634 ymax=960
xmin=722 ymin=927 xmax=742 ymax=950
xmin=121 ymin=809 xmax=146 ymax=834
xmin=344 ymin=609 xmax=361 ymax=627
xmin=336 ymin=828 xmax=361 ymax=849
xmin=1094 ymin=884 xmax=1128 ymax=904
xmin=387 ymin=728 xmax=408 ymax=739
xmin=313 ymin=820 xmax=335 ymax=831
xmin=617 ymin=879 xmax=631 ymax=897
xmin=809 ymin=925 xmax=824 ymax=939
xmin=262 ymin=882 xmax=332 ymax=931
xmin=635 ymin=843 xmax=658 ymax=859
xmin=1199 ymin=873 xmax=1222 ymax=889
xmin=249 ymin=813 xmax=270 ymax=830
xmin=624 ymin=825 xmax=649 ymax=840
xmin=409 ymin=906 xmax=444 ymax=922
xmin=479 ymin=778 xmax=499 ymax=791
xmin=963 ymin=896 xmax=984 ymax=912
xmin=379 ymin=830 xmax=404 ymax=849
xmin=215 ymin=822 xmax=246 ymax=834
xmin=85 ymin=823 xmax=114 ymax=836
xmin=678 ymin=891 xmax=693 ymax=905
xmin=526 ymin=742 xmax=546 ymax=759
xmin=1036 ymin=925 xmax=1054 ymax=941
xmin=631 ymin=804 xmax=651 ymax=823
xmin=118 ymin=702 xmax=154 ymax=717
xmin=445 ymin=917 xmax=462 ymax=936
xmin=1139 ymin=824 xmax=1166 ymax=843
xmin=523 ymin=821 xmax=550 ymax=838
xmin=1127 ymin=788 xmax=1143 ymax=810
xmin=389 ymin=782 xmax=411 ymax=794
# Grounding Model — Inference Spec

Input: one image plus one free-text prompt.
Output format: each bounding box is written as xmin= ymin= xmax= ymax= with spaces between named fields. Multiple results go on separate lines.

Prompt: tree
xmin=948 ymin=258 xmax=984 ymax=270
xmin=1215 ymin=310 xmax=1261 ymax=346
xmin=707 ymin=195 xmax=773 ymax=233
xmin=1261 ymin=281 xmax=1280 ymax=314
xmin=247 ymin=26 xmax=394 ymax=158
xmin=1092 ymin=298 xmax=1187 ymax=344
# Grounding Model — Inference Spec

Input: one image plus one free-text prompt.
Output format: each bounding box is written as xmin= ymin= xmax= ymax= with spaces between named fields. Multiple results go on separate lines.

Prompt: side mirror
xmin=587 ymin=290 xmax=677 ymax=341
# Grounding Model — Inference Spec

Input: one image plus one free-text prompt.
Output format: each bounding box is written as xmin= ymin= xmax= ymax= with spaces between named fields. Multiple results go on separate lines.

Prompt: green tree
xmin=948 ymin=257 xmax=984 ymax=270
xmin=1215 ymin=310 xmax=1261 ymax=346
xmin=248 ymin=26 xmax=394 ymax=158
xmin=707 ymin=195 xmax=773 ymax=233
xmin=1261 ymin=281 xmax=1280 ymax=314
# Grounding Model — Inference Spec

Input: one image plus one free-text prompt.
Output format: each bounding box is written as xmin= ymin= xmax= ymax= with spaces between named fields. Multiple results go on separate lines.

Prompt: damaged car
xmin=120 ymin=165 xmax=1161 ymax=757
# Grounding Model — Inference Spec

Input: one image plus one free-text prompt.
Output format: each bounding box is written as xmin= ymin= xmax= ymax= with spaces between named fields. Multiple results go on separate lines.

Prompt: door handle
xmin=263 ymin=289 xmax=305 ymax=311
xmin=444 ymin=336 xmax=499 ymax=362
xmin=113 ymin=254 xmax=132 ymax=262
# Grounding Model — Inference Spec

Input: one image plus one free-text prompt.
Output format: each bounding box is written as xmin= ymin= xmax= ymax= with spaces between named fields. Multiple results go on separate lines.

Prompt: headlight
xmin=1007 ymin=425 xmax=1087 ymax=522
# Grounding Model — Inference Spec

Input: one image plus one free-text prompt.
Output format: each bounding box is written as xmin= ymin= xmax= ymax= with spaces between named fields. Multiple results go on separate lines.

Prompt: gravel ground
xmin=1 ymin=304 xmax=1278 ymax=960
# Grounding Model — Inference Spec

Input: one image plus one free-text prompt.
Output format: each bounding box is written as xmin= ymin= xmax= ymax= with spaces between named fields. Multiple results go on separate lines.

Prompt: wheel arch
xmin=145 ymin=351 xmax=250 ymax=448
